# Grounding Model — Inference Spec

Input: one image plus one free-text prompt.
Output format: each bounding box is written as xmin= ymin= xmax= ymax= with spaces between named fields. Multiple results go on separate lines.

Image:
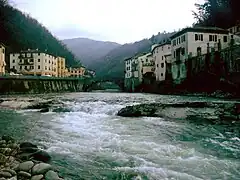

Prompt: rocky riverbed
xmin=0 ymin=136 xmax=63 ymax=180
xmin=117 ymin=101 xmax=240 ymax=121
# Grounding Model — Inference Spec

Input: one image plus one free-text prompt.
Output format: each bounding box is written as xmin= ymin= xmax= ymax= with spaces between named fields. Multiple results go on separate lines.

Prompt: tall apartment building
xmin=10 ymin=50 xmax=58 ymax=76
xmin=152 ymin=41 xmax=171 ymax=82
xmin=0 ymin=43 xmax=6 ymax=75
xmin=56 ymin=57 xmax=66 ymax=77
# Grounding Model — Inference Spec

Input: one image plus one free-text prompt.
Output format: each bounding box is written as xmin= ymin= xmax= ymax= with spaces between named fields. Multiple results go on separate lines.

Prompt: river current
xmin=0 ymin=92 xmax=239 ymax=180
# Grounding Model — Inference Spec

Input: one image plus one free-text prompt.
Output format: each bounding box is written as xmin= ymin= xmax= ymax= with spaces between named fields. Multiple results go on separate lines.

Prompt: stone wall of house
xmin=0 ymin=77 xmax=84 ymax=94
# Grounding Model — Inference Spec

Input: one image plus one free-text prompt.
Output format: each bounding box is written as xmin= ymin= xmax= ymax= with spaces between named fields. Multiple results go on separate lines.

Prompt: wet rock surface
xmin=117 ymin=101 xmax=240 ymax=121
xmin=0 ymin=136 xmax=64 ymax=180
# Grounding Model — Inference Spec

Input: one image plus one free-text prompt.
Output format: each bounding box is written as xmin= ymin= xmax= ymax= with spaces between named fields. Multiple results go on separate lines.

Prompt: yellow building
xmin=10 ymin=50 xmax=58 ymax=76
xmin=56 ymin=57 xmax=66 ymax=77
xmin=0 ymin=43 xmax=6 ymax=75
xmin=69 ymin=67 xmax=85 ymax=78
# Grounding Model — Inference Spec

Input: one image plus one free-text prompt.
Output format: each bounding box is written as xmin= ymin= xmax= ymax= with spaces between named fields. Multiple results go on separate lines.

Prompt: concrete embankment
xmin=0 ymin=76 xmax=86 ymax=94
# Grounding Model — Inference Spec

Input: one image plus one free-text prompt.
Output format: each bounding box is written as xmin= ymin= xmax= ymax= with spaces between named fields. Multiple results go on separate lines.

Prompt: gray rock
xmin=32 ymin=163 xmax=52 ymax=175
xmin=1 ymin=169 xmax=16 ymax=176
xmin=31 ymin=150 xmax=51 ymax=163
xmin=30 ymin=174 xmax=44 ymax=180
xmin=0 ymin=177 xmax=6 ymax=180
xmin=20 ymin=142 xmax=38 ymax=149
xmin=0 ymin=148 xmax=12 ymax=155
xmin=7 ymin=143 xmax=19 ymax=149
xmin=45 ymin=170 xmax=59 ymax=180
xmin=0 ymin=140 xmax=6 ymax=145
xmin=19 ymin=161 xmax=34 ymax=172
xmin=8 ymin=177 xmax=17 ymax=180
xmin=0 ymin=153 xmax=7 ymax=165
xmin=0 ymin=171 xmax=12 ymax=178
xmin=1 ymin=136 xmax=14 ymax=143
xmin=39 ymin=108 xmax=49 ymax=113
xmin=18 ymin=171 xmax=31 ymax=178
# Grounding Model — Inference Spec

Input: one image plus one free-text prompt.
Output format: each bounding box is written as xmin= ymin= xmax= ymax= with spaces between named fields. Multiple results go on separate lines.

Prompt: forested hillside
xmin=0 ymin=0 xmax=81 ymax=69
xmin=63 ymin=38 xmax=120 ymax=68
xmin=93 ymin=32 xmax=174 ymax=79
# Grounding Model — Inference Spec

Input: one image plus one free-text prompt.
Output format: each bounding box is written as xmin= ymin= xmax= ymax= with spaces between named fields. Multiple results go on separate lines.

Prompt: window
xmin=31 ymin=66 xmax=34 ymax=69
xmin=20 ymin=66 xmax=22 ymax=70
xmin=49 ymin=60 xmax=51 ymax=63
xmin=146 ymin=59 xmax=148 ymax=63
xmin=162 ymin=46 xmax=164 ymax=51
xmin=161 ymin=63 xmax=164 ymax=68
xmin=2 ymin=49 xmax=5 ymax=53
xmin=168 ymin=46 xmax=170 ymax=49
xmin=30 ymin=59 xmax=33 ymax=62
xmin=162 ymin=56 xmax=164 ymax=60
xmin=13 ymin=66 xmax=15 ymax=69
xmin=174 ymin=51 xmax=176 ymax=58
xmin=215 ymin=35 xmax=217 ymax=42
xmin=38 ymin=53 xmax=40 ymax=56
xmin=195 ymin=34 xmax=203 ymax=41
xmin=230 ymin=28 xmax=233 ymax=33
xmin=25 ymin=66 xmax=27 ymax=70
xmin=183 ymin=35 xmax=186 ymax=42
xmin=224 ymin=36 xmax=228 ymax=42
xmin=45 ymin=66 xmax=47 ymax=70
xmin=38 ymin=59 xmax=40 ymax=62
xmin=157 ymin=64 xmax=159 ymax=67
xmin=49 ymin=67 xmax=51 ymax=70
xmin=173 ymin=40 xmax=176 ymax=46
xmin=45 ymin=60 xmax=47 ymax=63
xmin=38 ymin=65 xmax=40 ymax=69
xmin=195 ymin=34 xmax=198 ymax=41
xmin=161 ymin=73 xmax=163 ymax=77
xmin=182 ymin=48 xmax=185 ymax=55
xmin=12 ymin=60 xmax=15 ymax=63
xmin=209 ymin=35 xmax=213 ymax=41
xmin=13 ymin=54 xmax=15 ymax=56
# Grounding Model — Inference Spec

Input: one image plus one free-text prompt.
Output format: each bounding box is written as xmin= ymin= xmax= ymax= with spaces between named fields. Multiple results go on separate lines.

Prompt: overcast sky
xmin=12 ymin=0 xmax=204 ymax=44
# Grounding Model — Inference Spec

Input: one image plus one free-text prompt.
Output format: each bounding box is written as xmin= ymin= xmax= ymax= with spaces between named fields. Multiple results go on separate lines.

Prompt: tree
xmin=193 ymin=0 xmax=239 ymax=28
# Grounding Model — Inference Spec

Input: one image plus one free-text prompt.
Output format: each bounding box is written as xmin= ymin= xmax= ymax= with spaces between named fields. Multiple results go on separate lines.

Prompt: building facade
xmin=152 ymin=42 xmax=171 ymax=82
xmin=56 ymin=57 xmax=66 ymax=77
xmin=138 ymin=53 xmax=155 ymax=83
xmin=170 ymin=27 xmax=230 ymax=84
xmin=0 ymin=43 xmax=6 ymax=75
xmin=69 ymin=67 xmax=85 ymax=78
xmin=10 ymin=50 xmax=58 ymax=76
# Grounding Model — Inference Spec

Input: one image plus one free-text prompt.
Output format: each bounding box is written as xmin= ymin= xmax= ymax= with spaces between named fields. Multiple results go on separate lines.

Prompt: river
xmin=0 ymin=92 xmax=239 ymax=180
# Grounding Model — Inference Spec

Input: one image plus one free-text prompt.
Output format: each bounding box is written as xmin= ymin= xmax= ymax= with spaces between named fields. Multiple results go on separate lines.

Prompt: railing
xmin=0 ymin=74 xmax=87 ymax=81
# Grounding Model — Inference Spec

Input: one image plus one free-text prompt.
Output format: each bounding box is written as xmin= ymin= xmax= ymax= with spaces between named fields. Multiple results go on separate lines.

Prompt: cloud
xmin=13 ymin=0 xmax=200 ymax=44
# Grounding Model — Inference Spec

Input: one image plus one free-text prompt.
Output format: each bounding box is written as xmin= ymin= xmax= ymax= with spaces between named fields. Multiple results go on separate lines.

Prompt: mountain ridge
xmin=62 ymin=37 xmax=121 ymax=68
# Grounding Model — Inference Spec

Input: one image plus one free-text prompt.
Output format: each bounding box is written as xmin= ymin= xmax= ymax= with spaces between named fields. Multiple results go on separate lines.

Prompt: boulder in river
xmin=32 ymin=163 xmax=52 ymax=175
xmin=117 ymin=102 xmax=240 ymax=121
xmin=39 ymin=108 xmax=49 ymax=113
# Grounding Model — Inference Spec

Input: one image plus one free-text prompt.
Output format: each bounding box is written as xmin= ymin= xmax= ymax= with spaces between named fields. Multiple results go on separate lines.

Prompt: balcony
xmin=18 ymin=59 xmax=34 ymax=65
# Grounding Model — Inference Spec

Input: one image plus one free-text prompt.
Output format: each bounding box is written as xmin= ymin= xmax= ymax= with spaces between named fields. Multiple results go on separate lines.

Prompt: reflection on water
xmin=0 ymin=93 xmax=239 ymax=180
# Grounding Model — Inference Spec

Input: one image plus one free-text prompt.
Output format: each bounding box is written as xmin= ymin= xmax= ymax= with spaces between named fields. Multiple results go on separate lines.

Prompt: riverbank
xmin=0 ymin=136 xmax=63 ymax=180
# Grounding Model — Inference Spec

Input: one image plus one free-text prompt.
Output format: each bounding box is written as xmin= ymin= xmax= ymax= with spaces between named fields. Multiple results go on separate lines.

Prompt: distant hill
xmin=62 ymin=38 xmax=120 ymax=68
xmin=92 ymin=32 xmax=175 ymax=80
xmin=0 ymin=0 xmax=81 ymax=69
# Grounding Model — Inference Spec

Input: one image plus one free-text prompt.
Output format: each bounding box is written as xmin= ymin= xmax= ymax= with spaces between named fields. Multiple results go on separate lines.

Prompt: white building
xmin=170 ymin=27 xmax=230 ymax=83
xmin=10 ymin=50 xmax=57 ymax=76
xmin=152 ymin=42 xmax=171 ymax=82
xmin=0 ymin=43 xmax=6 ymax=75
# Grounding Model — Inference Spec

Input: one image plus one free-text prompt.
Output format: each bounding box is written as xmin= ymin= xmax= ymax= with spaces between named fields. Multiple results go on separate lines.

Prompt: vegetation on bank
xmin=0 ymin=0 xmax=81 ymax=70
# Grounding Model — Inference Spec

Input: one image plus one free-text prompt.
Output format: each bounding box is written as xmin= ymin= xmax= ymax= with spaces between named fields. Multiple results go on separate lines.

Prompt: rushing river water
xmin=0 ymin=92 xmax=240 ymax=180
